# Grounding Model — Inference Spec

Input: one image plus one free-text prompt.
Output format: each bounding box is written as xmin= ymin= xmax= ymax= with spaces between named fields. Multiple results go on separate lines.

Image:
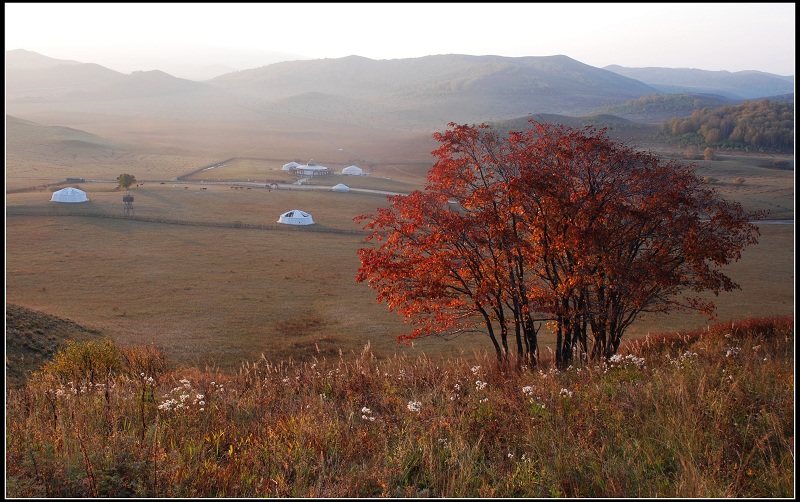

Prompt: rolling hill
xmin=5 ymin=49 xmax=794 ymax=185
xmin=6 ymin=303 xmax=105 ymax=388
xmin=207 ymin=54 xmax=660 ymax=125
xmin=6 ymin=51 xmax=660 ymax=130
xmin=603 ymin=65 xmax=794 ymax=100
xmin=6 ymin=50 xmax=794 ymax=161
xmin=4 ymin=48 xmax=84 ymax=69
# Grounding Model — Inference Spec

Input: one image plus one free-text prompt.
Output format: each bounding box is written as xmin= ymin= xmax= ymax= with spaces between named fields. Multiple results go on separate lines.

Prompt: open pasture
xmin=6 ymin=178 xmax=794 ymax=372
xmin=5 ymin=115 xmax=223 ymax=188
xmin=7 ymin=182 xmax=395 ymax=231
xmin=6 ymin=183 xmax=482 ymax=371
xmin=692 ymin=154 xmax=794 ymax=219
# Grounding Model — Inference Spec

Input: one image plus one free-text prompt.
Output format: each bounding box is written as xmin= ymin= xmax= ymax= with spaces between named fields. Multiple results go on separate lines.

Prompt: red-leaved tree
xmin=356 ymin=121 xmax=764 ymax=366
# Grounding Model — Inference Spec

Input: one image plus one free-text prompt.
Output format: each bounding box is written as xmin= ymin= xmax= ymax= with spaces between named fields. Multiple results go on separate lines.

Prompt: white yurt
xmin=331 ymin=183 xmax=350 ymax=192
xmin=282 ymin=161 xmax=300 ymax=171
xmin=277 ymin=209 xmax=315 ymax=225
xmin=342 ymin=165 xmax=363 ymax=176
xmin=50 ymin=187 xmax=89 ymax=203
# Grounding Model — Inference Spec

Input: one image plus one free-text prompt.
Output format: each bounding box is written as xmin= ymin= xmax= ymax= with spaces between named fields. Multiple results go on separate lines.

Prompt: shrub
xmin=36 ymin=338 xmax=122 ymax=385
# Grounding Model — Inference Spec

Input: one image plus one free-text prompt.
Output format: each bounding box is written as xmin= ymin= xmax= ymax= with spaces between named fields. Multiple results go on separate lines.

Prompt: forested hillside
xmin=605 ymin=92 xmax=734 ymax=120
xmin=660 ymin=99 xmax=794 ymax=152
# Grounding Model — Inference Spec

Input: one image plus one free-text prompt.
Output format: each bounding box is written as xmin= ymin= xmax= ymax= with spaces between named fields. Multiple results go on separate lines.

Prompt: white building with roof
xmin=294 ymin=164 xmax=333 ymax=177
xmin=342 ymin=165 xmax=364 ymax=176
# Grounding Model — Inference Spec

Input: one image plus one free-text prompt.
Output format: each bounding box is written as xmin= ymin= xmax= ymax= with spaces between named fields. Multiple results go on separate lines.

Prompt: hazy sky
xmin=5 ymin=2 xmax=796 ymax=75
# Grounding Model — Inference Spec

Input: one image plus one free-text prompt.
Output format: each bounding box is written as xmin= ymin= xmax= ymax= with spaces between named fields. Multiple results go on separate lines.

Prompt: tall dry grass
xmin=5 ymin=316 xmax=793 ymax=498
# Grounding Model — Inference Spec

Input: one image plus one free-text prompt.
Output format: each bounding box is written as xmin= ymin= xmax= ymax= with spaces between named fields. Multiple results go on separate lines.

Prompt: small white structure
xmin=50 ymin=187 xmax=88 ymax=203
xmin=277 ymin=209 xmax=315 ymax=225
xmin=282 ymin=161 xmax=300 ymax=171
xmin=342 ymin=165 xmax=363 ymax=176
xmin=294 ymin=164 xmax=333 ymax=177
xmin=331 ymin=183 xmax=350 ymax=192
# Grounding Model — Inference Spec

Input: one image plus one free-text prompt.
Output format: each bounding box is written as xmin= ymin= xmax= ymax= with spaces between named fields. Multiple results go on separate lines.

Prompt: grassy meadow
xmin=4 ymin=316 xmax=794 ymax=497
xmin=6 ymin=151 xmax=794 ymax=373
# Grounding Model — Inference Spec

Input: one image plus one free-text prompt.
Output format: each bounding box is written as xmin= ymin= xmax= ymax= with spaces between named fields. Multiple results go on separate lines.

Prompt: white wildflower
xmin=360 ymin=406 xmax=376 ymax=421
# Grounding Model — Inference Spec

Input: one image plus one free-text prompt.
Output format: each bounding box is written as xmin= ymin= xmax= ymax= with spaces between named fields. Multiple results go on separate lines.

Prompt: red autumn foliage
xmin=356 ymin=121 xmax=764 ymax=366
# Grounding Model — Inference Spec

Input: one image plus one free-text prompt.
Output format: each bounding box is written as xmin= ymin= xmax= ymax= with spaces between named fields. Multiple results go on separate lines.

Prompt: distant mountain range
xmin=603 ymin=64 xmax=795 ymax=100
xmin=6 ymin=50 xmax=208 ymax=99
xmin=4 ymin=46 xmax=313 ymax=80
xmin=5 ymin=49 xmax=794 ymax=151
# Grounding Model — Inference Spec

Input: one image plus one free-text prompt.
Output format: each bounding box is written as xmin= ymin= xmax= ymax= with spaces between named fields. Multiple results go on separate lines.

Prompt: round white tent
xmin=277 ymin=209 xmax=315 ymax=225
xmin=282 ymin=161 xmax=300 ymax=171
xmin=50 ymin=187 xmax=89 ymax=203
xmin=331 ymin=183 xmax=350 ymax=192
xmin=342 ymin=165 xmax=363 ymax=176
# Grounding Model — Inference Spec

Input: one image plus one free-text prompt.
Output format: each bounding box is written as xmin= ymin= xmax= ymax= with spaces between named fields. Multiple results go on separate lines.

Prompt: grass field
xmin=6 ymin=108 xmax=794 ymax=372
xmin=5 ymin=316 xmax=794 ymax=497
xmin=6 ymin=153 xmax=794 ymax=372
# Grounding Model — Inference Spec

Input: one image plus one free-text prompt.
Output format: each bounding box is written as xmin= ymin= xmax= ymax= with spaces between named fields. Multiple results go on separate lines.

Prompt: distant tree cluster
xmin=661 ymin=99 xmax=794 ymax=152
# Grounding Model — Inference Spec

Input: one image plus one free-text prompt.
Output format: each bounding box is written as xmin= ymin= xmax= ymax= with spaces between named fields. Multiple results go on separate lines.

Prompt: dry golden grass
xmin=6 ymin=175 xmax=794 ymax=372
xmin=5 ymin=316 xmax=794 ymax=497
xmin=692 ymin=155 xmax=794 ymax=220
xmin=5 ymin=110 xmax=793 ymax=371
